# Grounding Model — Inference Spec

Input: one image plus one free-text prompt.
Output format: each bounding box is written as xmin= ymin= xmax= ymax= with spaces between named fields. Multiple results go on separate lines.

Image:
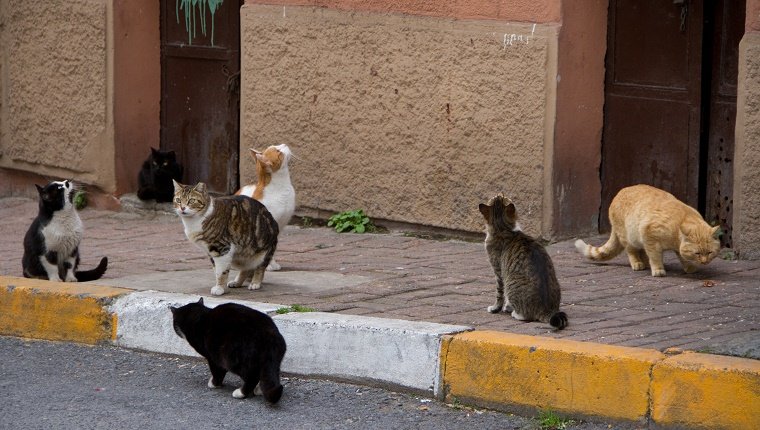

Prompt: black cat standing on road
xmin=170 ymin=298 xmax=287 ymax=404
xmin=137 ymin=147 xmax=183 ymax=203
xmin=22 ymin=180 xmax=107 ymax=282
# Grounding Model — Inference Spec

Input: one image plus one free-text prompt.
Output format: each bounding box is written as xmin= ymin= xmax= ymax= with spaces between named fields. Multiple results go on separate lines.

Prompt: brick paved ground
xmin=2 ymin=197 xmax=758 ymax=358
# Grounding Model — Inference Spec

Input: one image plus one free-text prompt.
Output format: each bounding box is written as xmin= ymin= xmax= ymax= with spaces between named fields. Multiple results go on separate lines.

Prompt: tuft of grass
xmin=275 ymin=304 xmax=315 ymax=314
xmin=537 ymin=410 xmax=576 ymax=430
xmin=720 ymin=248 xmax=737 ymax=261
xmin=301 ymin=216 xmax=314 ymax=228
xmin=327 ymin=209 xmax=376 ymax=233
xmin=73 ymin=191 xmax=87 ymax=210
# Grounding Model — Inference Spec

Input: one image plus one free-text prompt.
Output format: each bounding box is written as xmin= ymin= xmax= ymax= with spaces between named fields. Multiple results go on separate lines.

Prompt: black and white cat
xmin=22 ymin=180 xmax=108 ymax=282
xmin=170 ymin=298 xmax=286 ymax=403
xmin=137 ymin=147 xmax=183 ymax=203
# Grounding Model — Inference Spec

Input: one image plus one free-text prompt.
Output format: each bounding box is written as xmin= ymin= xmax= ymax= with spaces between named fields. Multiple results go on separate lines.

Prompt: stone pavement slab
xmin=1 ymin=197 xmax=758 ymax=359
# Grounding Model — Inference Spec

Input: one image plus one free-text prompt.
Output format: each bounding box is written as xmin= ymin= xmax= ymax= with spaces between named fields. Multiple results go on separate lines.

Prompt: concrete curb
xmin=1 ymin=276 xmax=758 ymax=429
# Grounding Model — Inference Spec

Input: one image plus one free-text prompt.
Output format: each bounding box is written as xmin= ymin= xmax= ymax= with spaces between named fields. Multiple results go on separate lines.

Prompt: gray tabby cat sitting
xmin=173 ymin=180 xmax=278 ymax=296
xmin=479 ymin=194 xmax=568 ymax=330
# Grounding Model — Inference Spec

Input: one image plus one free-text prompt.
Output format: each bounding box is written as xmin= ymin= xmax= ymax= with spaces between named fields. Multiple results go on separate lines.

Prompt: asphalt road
xmin=0 ymin=336 xmax=617 ymax=430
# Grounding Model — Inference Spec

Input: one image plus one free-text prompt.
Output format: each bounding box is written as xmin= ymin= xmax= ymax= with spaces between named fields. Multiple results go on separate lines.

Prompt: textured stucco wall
xmin=733 ymin=31 xmax=760 ymax=259
xmin=245 ymin=0 xmax=561 ymax=23
xmin=0 ymin=0 xmax=114 ymax=192
xmin=240 ymin=5 xmax=557 ymax=235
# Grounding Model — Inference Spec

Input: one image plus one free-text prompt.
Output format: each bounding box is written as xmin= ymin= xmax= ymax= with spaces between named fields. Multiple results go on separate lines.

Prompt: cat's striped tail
xmin=574 ymin=234 xmax=623 ymax=261
xmin=549 ymin=311 xmax=568 ymax=330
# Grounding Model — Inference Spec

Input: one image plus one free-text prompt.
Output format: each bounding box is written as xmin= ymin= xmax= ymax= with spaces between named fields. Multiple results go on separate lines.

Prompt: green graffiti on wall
xmin=176 ymin=0 xmax=224 ymax=46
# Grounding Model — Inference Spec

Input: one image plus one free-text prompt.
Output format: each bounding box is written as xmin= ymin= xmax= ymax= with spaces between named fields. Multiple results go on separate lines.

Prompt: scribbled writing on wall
xmin=176 ymin=0 xmax=224 ymax=46
xmin=503 ymin=24 xmax=537 ymax=49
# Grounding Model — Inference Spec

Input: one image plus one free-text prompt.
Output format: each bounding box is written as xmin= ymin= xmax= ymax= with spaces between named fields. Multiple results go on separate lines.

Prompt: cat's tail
xmin=75 ymin=257 xmax=108 ymax=282
xmin=574 ymin=234 xmax=623 ymax=261
xmin=549 ymin=311 xmax=568 ymax=330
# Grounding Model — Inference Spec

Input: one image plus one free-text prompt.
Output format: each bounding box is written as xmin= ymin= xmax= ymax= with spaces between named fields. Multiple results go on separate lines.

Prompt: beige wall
xmin=733 ymin=29 xmax=760 ymax=259
xmin=0 ymin=0 xmax=115 ymax=192
xmin=240 ymin=4 xmax=558 ymax=236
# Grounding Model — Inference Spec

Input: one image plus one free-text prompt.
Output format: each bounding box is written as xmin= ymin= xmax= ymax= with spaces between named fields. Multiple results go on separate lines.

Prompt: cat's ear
xmin=193 ymin=182 xmax=208 ymax=194
xmin=478 ymin=203 xmax=492 ymax=222
xmin=711 ymin=225 xmax=722 ymax=239
xmin=249 ymin=148 xmax=262 ymax=159
xmin=172 ymin=179 xmax=182 ymax=192
xmin=35 ymin=184 xmax=44 ymax=195
xmin=151 ymin=147 xmax=159 ymax=156
xmin=167 ymin=150 xmax=176 ymax=160
xmin=169 ymin=306 xmax=177 ymax=314
xmin=505 ymin=202 xmax=517 ymax=220
xmin=255 ymin=153 xmax=273 ymax=171
xmin=197 ymin=297 xmax=204 ymax=306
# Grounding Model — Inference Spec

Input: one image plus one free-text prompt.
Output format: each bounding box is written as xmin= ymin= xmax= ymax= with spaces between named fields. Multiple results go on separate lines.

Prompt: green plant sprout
xmin=327 ymin=209 xmax=375 ymax=233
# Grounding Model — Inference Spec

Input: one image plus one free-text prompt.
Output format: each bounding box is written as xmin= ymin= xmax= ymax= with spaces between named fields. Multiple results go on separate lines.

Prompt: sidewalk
xmin=1 ymin=195 xmax=759 ymax=428
xmin=2 ymin=196 xmax=757 ymax=358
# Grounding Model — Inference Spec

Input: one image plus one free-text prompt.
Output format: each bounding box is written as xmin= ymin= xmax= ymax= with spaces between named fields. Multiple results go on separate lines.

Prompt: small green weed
xmin=446 ymin=396 xmax=467 ymax=411
xmin=537 ymin=410 xmax=576 ymax=430
xmin=327 ymin=209 xmax=375 ymax=233
xmin=301 ymin=216 xmax=314 ymax=228
xmin=275 ymin=304 xmax=315 ymax=314
xmin=720 ymin=248 xmax=737 ymax=261
xmin=73 ymin=191 xmax=87 ymax=210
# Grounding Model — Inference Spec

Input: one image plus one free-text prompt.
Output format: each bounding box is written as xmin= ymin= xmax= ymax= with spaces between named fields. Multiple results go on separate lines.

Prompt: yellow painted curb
xmin=651 ymin=352 xmax=760 ymax=430
xmin=0 ymin=276 xmax=130 ymax=344
xmin=441 ymin=331 xmax=664 ymax=421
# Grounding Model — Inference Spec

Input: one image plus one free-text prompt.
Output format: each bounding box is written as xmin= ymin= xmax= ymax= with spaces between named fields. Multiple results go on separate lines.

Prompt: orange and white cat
xmin=235 ymin=144 xmax=296 ymax=271
xmin=575 ymin=184 xmax=721 ymax=277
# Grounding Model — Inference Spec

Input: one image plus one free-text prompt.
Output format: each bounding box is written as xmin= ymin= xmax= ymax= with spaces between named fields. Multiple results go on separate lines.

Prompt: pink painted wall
xmin=748 ymin=0 xmax=760 ymax=31
xmin=245 ymin=0 xmax=561 ymax=23
xmin=113 ymin=0 xmax=161 ymax=195
xmin=551 ymin=0 xmax=607 ymax=237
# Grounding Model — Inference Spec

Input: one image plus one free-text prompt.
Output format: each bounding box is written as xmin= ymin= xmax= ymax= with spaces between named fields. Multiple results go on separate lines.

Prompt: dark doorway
xmin=601 ymin=0 xmax=745 ymax=248
xmin=160 ymin=0 xmax=242 ymax=194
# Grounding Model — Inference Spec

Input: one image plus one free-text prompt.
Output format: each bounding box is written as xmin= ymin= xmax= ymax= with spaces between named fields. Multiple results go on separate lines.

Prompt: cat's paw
xmin=64 ymin=274 xmax=78 ymax=282
xmin=211 ymin=285 xmax=226 ymax=296
xmin=511 ymin=310 xmax=527 ymax=321
xmin=266 ymin=260 xmax=281 ymax=271
xmin=226 ymin=280 xmax=241 ymax=289
xmin=232 ymin=388 xmax=246 ymax=399
xmin=253 ymin=383 xmax=263 ymax=396
xmin=651 ymin=268 xmax=667 ymax=277
xmin=208 ymin=377 xmax=222 ymax=389
xmin=487 ymin=305 xmax=501 ymax=313
xmin=682 ymin=264 xmax=698 ymax=274
xmin=248 ymin=283 xmax=261 ymax=291
xmin=630 ymin=262 xmax=647 ymax=271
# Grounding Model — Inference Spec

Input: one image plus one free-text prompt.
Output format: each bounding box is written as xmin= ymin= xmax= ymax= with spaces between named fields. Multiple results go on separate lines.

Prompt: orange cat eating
xmin=575 ymin=184 xmax=721 ymax=277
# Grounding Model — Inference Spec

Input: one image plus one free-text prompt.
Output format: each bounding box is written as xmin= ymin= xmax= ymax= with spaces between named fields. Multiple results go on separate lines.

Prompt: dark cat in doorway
xmin=170 ymin=298 xmax=286 ymax=404
xmin=137 ymin=147 xmax=183 ymax=203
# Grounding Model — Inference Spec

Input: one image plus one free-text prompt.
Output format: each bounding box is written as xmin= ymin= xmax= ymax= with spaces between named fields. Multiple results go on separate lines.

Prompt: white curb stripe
xmin=108 ymin=290 xmax=471 ymax=394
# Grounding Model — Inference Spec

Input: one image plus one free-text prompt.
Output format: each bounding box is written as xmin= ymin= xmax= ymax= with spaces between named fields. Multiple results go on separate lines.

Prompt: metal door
xmin=703 ymin=1 xmax=745 ymax=248
xmin=601 ymin=0 xmax=704 ymax=229
xmin=160 ymin=0 xmax=242 ymax=193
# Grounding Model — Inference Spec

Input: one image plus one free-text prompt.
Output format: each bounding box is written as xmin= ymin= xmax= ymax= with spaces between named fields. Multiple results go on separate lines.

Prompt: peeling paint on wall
xmin=176 ymin=0 xmax=223 ymax=45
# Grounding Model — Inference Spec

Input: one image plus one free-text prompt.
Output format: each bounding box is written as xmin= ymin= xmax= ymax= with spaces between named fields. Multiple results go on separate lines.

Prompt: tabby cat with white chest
xmin=575 ymin=184 xmax=721 ymax=277
xmin=22 ymin=180 xmax=108 ymax=282
xmin=173 ymin=180 xmax=278 ymax=296
xmin=479 ymin=194 xmax=568 ymax=330
xmin=235 ymin=144 xmax=296 ymax=271
xmin=170 ymin=298 xmax=286 ymax=403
